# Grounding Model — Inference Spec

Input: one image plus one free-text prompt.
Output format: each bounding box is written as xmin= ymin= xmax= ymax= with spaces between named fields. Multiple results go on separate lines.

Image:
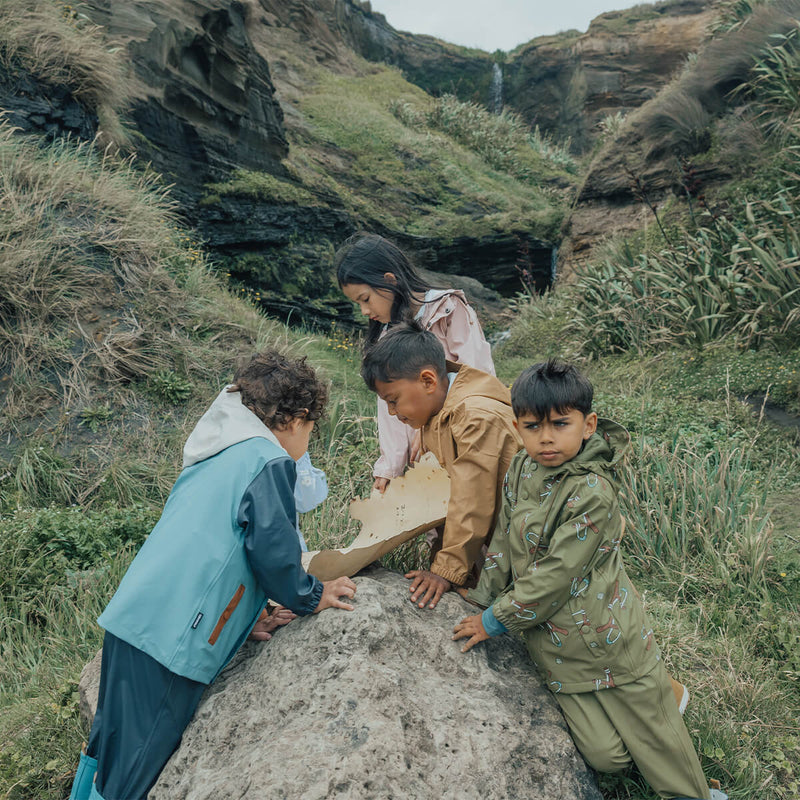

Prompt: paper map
xmin=301 ymin=452 xmax=451 ymax=581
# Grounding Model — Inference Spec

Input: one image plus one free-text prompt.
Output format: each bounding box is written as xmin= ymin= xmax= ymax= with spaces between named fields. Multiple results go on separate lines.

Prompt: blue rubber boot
xmin=67 ymin=752 xmax=98 ymax=800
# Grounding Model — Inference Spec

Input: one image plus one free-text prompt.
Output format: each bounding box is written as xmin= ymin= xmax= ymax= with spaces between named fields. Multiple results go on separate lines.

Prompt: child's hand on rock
xmin=405 ymin=569 xmax=450 ymax=609
xmin=248 ymin=605 xmax=296 ymax=641
xmin=452 ymin=613 xmax=489 ymax=653
xmin=315 ymin=576 xmax=357 ymax=612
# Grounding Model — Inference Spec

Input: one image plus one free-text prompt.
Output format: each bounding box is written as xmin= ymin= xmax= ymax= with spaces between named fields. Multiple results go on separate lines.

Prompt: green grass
xmin=4 ymin=322 xmax=799 ymax=799
xmin=202 ymin=169 xmax=320 ymax=207
xmin=288 ymin=66 xmax=568 ymax=241
xmin=0 ymin=122 xmax=291 ymax=512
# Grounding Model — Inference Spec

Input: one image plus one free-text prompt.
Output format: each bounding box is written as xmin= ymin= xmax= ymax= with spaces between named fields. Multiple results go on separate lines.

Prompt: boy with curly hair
xmin=68 ymin=351 xmax=356 ymax=800
xmin=453 ymin=359 xmax=727 ymax=800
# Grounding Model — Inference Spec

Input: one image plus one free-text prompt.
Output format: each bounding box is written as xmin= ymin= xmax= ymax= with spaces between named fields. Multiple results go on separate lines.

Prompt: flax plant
xmin=570 ymin=194 xmax=800 ymax=353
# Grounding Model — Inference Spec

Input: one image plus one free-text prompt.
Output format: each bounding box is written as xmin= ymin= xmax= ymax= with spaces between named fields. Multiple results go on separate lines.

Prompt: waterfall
xmin=550 ymin=246 xmax=558 ymax=285
xmin=490 ymin=62 xmax=503 ymax=114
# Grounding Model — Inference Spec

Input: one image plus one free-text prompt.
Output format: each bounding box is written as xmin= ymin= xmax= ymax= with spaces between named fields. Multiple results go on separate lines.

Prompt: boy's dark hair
xmin=511 ymin=359 xmax=593 ymax=418
xmin=229 ymin=350 xmax=328 ymax=428
xmin=360 ymin=322 xmax=447 ymax=392
xmin=335 ymin=232 xmax=441 ymax=344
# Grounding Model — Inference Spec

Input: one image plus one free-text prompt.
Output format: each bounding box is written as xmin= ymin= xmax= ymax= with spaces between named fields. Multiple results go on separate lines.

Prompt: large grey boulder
xmin=79 ymin=567 xmax=601 ymax=800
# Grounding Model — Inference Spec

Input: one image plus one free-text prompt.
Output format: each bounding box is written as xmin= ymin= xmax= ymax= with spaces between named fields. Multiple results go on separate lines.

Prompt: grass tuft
xmin=0 ymin=0 xmax=131 ymax=143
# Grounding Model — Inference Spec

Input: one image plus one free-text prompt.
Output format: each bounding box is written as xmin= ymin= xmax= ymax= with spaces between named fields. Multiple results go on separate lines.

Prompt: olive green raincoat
xmin=469 ymin=419 xmax=662 ymax=694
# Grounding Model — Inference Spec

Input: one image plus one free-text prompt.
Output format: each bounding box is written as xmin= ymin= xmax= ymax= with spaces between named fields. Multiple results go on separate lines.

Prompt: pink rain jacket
xmin=373 ymin=289 xmax=495 ymax=480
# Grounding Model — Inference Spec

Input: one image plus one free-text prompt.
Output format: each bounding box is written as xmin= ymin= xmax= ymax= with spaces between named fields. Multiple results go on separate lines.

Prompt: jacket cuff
xmin=491 ymin=600 xmax=532 ymax=633
xmin=306 ymin=578 xmax=324 ymax=614
xmin=372 ymin=467 xmax=404 ymax=480
xmin=482 ymin=606 xmax=508 ymax=637
xmin=429 ymin=562 xmax=468 ymax=586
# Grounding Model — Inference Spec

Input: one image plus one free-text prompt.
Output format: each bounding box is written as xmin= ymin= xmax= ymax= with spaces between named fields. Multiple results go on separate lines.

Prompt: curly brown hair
xmin=228 ymin=350 xmax=328 ymax=429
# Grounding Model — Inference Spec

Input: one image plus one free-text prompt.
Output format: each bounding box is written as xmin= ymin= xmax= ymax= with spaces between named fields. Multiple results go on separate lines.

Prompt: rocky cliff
xmin=87 ymin=0 xmax=289 ymax=192
xmin=66 ymin=0 xmax=557 ymax=327
xmin=79 ymin=569 xmax=602 ymax=800
xmin=504 ymin=0 xmax=716 ymax=151
xmin=334 ymin=0 xmax=716 ymax=153
xmin=0 ymin=0 xmax=729 ymax=320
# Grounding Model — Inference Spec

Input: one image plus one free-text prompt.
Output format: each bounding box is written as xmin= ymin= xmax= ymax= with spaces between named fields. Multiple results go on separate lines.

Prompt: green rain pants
xmin=554 ymin=660 xmax=710 ymax=800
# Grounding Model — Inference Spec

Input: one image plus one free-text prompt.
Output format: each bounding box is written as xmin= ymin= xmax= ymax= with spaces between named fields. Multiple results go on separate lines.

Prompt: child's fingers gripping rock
xmin=452 ymin=613 xmax=490 ymax=653
xmin=405 ymin=569 xmax=450 ymax=609
xmin=248 ymin=606 xmax=297 ymax=641
xmin=315 ymin=576 xmax=357 ymax=613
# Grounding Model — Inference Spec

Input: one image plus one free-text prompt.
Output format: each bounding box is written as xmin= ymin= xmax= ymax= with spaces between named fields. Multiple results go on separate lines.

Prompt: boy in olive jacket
xmin=453 ymin=360 xmax=726 ymax=800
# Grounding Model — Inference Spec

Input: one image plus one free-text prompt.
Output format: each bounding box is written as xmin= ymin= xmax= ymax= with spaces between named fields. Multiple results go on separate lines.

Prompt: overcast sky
xmin=368 ymin=0 xmax=648 ymax=52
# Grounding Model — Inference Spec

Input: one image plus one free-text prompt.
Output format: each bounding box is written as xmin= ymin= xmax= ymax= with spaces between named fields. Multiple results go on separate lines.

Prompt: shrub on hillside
xmin=621 ymin=440 xmax=773 ymax=597
xmin=0 ymin=504 xmax=156 ymax=606
xmin=568 ymin=195 xmax=800 ymax=352
xmin=389 ymin=94 xmax=577 ymax=178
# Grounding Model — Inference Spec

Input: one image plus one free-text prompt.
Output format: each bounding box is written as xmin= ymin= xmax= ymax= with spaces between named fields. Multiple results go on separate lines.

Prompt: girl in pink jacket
xmin=336 ymin=232 xmax=495 ymax=492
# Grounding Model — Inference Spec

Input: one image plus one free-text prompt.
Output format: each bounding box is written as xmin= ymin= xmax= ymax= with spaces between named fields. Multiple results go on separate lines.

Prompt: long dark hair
xmin=335 ymin=232 xmax=443 ymax=343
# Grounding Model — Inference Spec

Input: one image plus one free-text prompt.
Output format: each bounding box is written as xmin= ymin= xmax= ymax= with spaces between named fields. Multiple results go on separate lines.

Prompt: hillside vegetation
xmin=1 ymin=1 xmax=798 ymax=799
xmin=213 ymin=14 xmax=575 ymax=238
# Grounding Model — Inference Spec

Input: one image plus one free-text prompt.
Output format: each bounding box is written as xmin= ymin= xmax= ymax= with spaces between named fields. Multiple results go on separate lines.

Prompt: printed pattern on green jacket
xmin=469 ymin=419 xmax=661 ymax=694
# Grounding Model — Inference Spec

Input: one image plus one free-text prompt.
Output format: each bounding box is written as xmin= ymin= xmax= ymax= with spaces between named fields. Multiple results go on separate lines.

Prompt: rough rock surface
xmin=87 ymin=0 xmax=289 ymax=193
xmin=79 ymin=568 xmax=601 ymax=800
xmin=0 ymin=69 xmax=98 ymax=141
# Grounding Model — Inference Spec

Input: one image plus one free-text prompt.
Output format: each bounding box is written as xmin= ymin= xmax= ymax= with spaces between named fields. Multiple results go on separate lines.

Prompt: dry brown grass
xmin=0 ymin=122 xmax=286 ymax=509
xmin=0 ymin=0 xmax=132 ymax=143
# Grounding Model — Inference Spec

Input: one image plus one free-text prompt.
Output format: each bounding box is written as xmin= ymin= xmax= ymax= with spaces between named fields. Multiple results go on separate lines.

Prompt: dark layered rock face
xmin=198 ymin=196 xmax=541 ymax=330
xmin=196 ymin=196 xmax=358 ymax=328
xmin=0 ymin=69 xmax=98 ymax=140
xmin=395 ymin=231 xmax=554 ymax=297
xmin=88 ymin=0 xmax=288 ymax=194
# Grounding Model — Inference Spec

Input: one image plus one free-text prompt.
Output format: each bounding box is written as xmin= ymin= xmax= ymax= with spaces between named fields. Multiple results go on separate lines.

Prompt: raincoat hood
xmin=439 ymin=361 xmax=510 ymax=420
xmin=182 ymin=386 xmax=284 ymax=469
xmin=417 ymin=289 xmax=468 ymax=328
xmin=544 ymin=418 xmax=630 ymax=483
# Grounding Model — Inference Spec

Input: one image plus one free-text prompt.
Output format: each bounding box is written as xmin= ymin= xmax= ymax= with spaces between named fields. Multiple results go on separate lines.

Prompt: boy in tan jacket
xmin=361 ymin=322 xmax=521 ymax=610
